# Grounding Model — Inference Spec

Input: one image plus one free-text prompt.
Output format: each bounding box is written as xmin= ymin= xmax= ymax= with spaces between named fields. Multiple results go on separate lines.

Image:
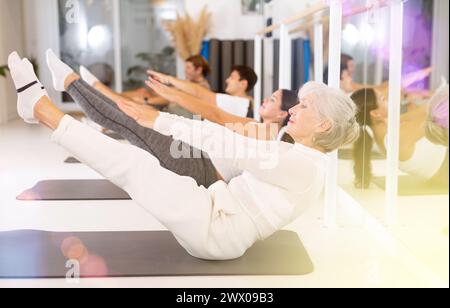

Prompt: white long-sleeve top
xmin=154 ymin=113 xmax=329 ymax=239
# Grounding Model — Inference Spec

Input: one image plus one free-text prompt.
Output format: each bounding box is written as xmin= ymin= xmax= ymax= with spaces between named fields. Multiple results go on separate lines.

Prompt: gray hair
xmin=299 ymin=82 xmax=360 ymax=152
xmin=426 ymin=84 xmax=449 ymax=147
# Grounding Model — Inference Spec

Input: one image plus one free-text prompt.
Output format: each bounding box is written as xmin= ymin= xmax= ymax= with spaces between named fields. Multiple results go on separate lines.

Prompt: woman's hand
xmin=147 ymin=70 xmax=172 ymax=86
xmin=117 ymin=100 xmax=160 ymax=129
xmin=145 ymin=78 xmax=181 ymax=104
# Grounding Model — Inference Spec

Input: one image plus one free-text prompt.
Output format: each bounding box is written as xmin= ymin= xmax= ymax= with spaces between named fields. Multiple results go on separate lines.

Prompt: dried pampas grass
xmin=165 ymin=6 xmax=211 ymax=60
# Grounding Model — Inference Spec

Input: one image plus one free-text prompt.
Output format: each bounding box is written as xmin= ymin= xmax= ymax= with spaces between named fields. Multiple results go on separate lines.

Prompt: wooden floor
xmin=0 ymin=119 xmax=448 ymax=288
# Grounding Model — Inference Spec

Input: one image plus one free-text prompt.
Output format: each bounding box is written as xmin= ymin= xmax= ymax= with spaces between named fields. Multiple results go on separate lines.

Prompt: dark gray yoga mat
xmin=64 ymin=157 xmax=81 ymax=164
xmin=16 ymin=180 xmax=131 ymax=201
xmin=372 ymin=176 xmax=449 ymax=196
xmin=0 ymin=230 xmax=314 ymax=278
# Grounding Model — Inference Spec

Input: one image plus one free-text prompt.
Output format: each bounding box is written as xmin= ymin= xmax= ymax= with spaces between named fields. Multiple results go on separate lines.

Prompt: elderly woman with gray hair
xmin=9 ymin=51 xmax=359 ymax=260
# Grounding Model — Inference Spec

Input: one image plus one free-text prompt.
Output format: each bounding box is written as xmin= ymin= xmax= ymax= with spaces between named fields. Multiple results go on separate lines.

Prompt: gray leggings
xmin=67 ymin=80 xmax=219 ymax=188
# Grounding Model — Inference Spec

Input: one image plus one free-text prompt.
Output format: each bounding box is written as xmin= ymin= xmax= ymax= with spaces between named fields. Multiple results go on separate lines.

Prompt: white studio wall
xmin=0 ymin=0 xmax=25 ymax=124
xmin=270 ymin=0 xmax=318 ymax=26
xmin=184 ymin=0 xmax=264 ymax=40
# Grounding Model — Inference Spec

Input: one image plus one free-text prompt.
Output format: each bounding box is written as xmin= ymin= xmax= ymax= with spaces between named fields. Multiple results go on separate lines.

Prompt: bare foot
xmin=34 ymin=96 xmax=65 ymax=130
xmin=64 ymin=73 xmax=81 ymax=91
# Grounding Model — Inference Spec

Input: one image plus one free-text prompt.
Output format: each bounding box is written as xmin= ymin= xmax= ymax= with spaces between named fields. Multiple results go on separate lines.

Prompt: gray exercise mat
xmin=372 ymin=176 xmax=449 ymax=196
xmin=0 ymin=230 xmax=314 ymax=278
xmin=64 ymin=157 xmax=81 ymax=164
xmin=16 ymin=180 xmax=131 ymax=201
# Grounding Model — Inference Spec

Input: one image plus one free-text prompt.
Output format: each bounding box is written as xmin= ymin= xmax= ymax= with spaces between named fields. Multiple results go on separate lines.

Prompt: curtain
xmin=206 ymin=39 xmax=255 ymax=93
xmin=273 ymin=38 xmax=311 ymax=92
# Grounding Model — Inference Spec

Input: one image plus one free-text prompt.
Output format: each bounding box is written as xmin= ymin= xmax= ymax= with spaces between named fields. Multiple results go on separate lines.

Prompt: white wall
xmin=270 ymin=0 xmax=318 ymax=28
xmin=184 ymin=0 xmax=322 ymax=39
xmin=184 ymin=0 xmax=264 ymax=40
xmin=0 ymin=0 xmax=25 ymax=124
xmin=183 ymin=0 xmax=318 ymax=40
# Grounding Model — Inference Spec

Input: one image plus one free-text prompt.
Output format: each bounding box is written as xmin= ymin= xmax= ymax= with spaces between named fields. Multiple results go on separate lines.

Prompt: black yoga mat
xmin=0 ymin=230 xmax=313 ymax=278
xmin=16 ymin=180 xmax=131 ymax=201
xmin=372 ymin=176 xmax=449 ymax=196
xmin=64 ymin=157 xmax=81 ymax=164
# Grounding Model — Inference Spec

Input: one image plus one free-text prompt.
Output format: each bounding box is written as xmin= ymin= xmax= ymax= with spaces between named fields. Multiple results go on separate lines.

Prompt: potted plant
xmin=124 ymin=46 xmax=176 ymax=90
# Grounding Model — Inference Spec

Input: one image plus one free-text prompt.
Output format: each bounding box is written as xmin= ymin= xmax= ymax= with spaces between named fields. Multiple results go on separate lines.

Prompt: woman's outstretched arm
xmin=148 ymin=70 xmax=217 ymax=105
xmin=145 ymin=78 xmax=275 ymax=140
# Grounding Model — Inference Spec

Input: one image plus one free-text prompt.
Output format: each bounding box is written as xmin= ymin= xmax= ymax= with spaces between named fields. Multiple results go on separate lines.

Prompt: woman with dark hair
xmin=184 ymin=55 xmax=211 ymax=90
xmin=351 ymin=86 xmax=449 ymax=189
xmin=351 ymin=88 xmax=379 ymax=189
xmin=163 ymin=55 xmax=211 ymax=118
xmin=123 ymin=84 xmax=299 ymax=142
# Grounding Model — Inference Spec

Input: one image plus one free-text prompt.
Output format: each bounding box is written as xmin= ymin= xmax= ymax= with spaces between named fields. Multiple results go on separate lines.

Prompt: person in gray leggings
xmin=65 ymin=78 xmax=220 ymax=188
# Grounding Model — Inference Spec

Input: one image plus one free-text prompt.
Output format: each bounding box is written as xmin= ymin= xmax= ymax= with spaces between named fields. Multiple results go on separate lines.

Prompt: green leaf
xmin=0 ymin=65 xmax=9 ymax=78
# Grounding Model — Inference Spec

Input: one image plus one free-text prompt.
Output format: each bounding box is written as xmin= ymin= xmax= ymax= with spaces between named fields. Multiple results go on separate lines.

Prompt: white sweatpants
xmin=52 ymin=116 xmax=260 ymax=260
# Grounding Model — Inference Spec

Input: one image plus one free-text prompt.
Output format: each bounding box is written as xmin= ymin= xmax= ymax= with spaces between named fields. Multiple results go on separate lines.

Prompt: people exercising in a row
xmin=8 ymin=50 xmax=359 ymax=260
xmin=351 ymin=85 xmax=449 ymax=189
xmin=82 ymin=61 xmax=257 ymax=119
xmin=78 ymin=59 xmax=298 ymax=140
xmin=42 ymin=52 xmax=299 ymax=186
xmin=324 ymin=53 xmax=433 ymax=95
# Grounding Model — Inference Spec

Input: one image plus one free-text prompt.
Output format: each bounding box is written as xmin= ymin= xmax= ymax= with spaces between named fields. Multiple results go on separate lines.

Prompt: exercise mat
xmin=64 ymin=157 xmax=81 ymax=164
xmin=0 ymin=230 xmax=314 ymax=278
xmin=16 ymin=180 xmax=131 ymax=201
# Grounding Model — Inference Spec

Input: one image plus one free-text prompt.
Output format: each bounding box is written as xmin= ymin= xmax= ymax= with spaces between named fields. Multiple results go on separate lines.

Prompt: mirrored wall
xmin=336 ymin=0 xmax=449 ymax=282
xmin=58 ymin=0 xmax=183 ymax=102
xmin=58 ymin=0 xmax=116 ymax=95
xmin=337 ymin=0 xmax=448 ymax=208
xmin=119 ymin=0 xmax=183 ymax=91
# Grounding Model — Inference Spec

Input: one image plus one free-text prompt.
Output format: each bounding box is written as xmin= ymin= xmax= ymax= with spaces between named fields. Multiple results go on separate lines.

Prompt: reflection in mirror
xmin=339 ymin=0 xmax=449 ymax=196
xmin=119 ymin=0 xmax=181 ymax=91
xmin=337 ymin=0 xmax=449 ymax=283
xmin=58 ymin=0 xmax=182 ymax=102
xmin=337 ymin=3 xmax=390 ymax=201
xmin=58 ymin=0 xmax=116 ymax=90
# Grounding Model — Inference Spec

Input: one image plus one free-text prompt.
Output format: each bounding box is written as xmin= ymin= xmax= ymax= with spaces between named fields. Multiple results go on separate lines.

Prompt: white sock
xmin=46 ymin=49 xmax=73 ymax=91
xmin=80 ymin=66 xmax=99 ymax=87
xmin=8 ymin=52 xmax=48 ymax=124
